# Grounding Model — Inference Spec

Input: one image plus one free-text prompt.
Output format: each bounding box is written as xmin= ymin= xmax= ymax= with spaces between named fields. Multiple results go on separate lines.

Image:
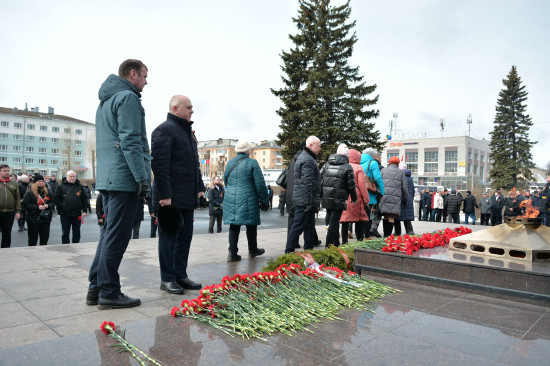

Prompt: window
xmin=14 ymin=122 xmax=22 ymax=129
xmin=263 ymin=151 xmax=266 ymax=155
xmin=74 ymin=150 xmax=82 ymax=157
xmin=387 ymin=152 xmax=399 ymax=163
xmin=64 ymin=128 xmax=69 ymax=133
xmin=75 ymin=129 xmax=82 ymax=135
xmin=1 ymin=121 xmax=9 ymax=127
xmin=480 ymin=166 xmax=485 ymax=180
xmin=40 ymin=125 xmax=48 ymax=131
xmin=474 ymin=165 xmax=478 ymax=174
xmin=474 ymin=153 xmax=478 ymax=161
xmin=51 ymin=138 xmax=59 ymax=143
xmin=39 ymin=137 xmax=47 ymax=142
xmin=75 ymin=140 xmax=82 ymax=145
xmin=27 ymin=135 xmax=35 ymax=141
xmin=468 ymin=164 xmax=472 ymax=174
xmin=481 ymin=155 xmax=485 ymax=163
xmin=63 ymin=160 xmax=68 ymax=166
xmin=0 ymin=145 xmax=8 ymax=151
xmin=52 ymin=127 xmax=59 ymax=133
xmin=39 ymin=147 xmax=47 ymax=153
xmin=26 ymin=146 xmax=34 ymax=152
xmin=63 ymin=139 xmax=70 ymax=144
xmin=51 ymin=159 xmax=58 ymax=165
xmin=13 ymin=134 xmax=22 ymax=140
xmin=39 ymin=159 xmax=47 ymax=165
xmin=0 ymin=133 xmax=8 ymax=139
xmin=26 ymin=158 xmax=34 ymax=164
xmin=13 ymin=146 xmax=21 ymax=152
xmin=39 ymin=170 xmax=47 ymax=176
xmin=13 ymin=157 xmax=21 ymax=163
xmin=468 ymin=151 xmax=472 ymax=159
xmin=51 ymin=148 xmax=59 ymax=154
xmin=424 ymin=151 xmax=438 ymax=173
xmin=405 ymin=152 xmax=418 ymax=173
xmin=27 ymin=124 xmax=35 ymax=130
xmin=0 ymin=157 xmax=6 ymax=162
xmin=444 ymin=150 xmax=458 ymax=173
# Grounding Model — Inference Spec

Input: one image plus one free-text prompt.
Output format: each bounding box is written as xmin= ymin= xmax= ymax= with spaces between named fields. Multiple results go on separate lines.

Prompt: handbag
xmin=276 ymin=168 xmax=288 ymax=189
xmin=366 ymin=161 xmax=379 ymax=193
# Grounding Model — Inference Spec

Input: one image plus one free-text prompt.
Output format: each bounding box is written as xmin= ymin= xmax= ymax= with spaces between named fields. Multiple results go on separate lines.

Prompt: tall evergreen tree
xmin=489 ymin=66 xmax=535 ymax=189
xmin=271 ymin=0 xmax=382 ymax=164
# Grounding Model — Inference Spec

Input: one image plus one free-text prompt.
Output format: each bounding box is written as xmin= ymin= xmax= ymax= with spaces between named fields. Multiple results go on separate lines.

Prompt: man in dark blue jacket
xmin=54 ymin=171 xmax=89 ymax=243
xmin=151 ymin=95 xmax=206 ymax=295
xmin=285 ymin=136 xmax=321 ymax=254
xmin=87 ymin=59 xmax=151 ymax=310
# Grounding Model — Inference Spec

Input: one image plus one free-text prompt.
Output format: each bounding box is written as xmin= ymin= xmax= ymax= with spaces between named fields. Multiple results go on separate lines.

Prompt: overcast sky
xmin=1 ymin=0 xmax=548 ymax=167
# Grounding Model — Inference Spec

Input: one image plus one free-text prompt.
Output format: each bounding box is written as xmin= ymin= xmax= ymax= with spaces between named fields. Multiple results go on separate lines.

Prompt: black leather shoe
xmin=176 ymin=277 xmax=202 ymax=290
xmin=370 ymin=229 xmax=382 ymax=238
xmin=249 ymin=248 xmax=265 ymax=258
xmin=294 ymin=243 xmax=301 ymax=249
xmin=160 ymin=281 xmax=184 ymax=294
xmin=86 ymin=288 xmax=99 ymax=306
xmin=98 ymin=294 xmax=141 ymax=310
xmin=227 ymin=252 xmax=241 ymax=262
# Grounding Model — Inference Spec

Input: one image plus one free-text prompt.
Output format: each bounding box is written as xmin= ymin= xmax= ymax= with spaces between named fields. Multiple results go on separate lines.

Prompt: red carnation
xmin=100 ymin=321 xmax=115 ymax=334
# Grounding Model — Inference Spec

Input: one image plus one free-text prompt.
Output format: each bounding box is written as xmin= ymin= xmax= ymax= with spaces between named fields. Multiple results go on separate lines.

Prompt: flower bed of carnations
xmin=381 ymin=226 xmax=472 ymax=255
xmin=170 ymin=263 xmax=397 ymax=340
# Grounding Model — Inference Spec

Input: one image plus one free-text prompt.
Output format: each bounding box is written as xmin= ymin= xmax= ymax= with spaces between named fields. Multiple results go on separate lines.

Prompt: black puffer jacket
xmin=320 ymin=154 xmax=357 ymax=210
xmin=463 ymin=194 xmax=478 ymax=213
xmin=53 ymin=178 xmax=89 ymax=217
xmin=292 ymin=147 xmax=320 ymax=208
xmin=445 ymin=193 xmax=463 ymax=214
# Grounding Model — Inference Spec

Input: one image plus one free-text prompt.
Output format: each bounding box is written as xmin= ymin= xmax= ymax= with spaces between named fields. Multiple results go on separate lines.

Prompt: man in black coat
xmin=207 ymin=176 xmax=224 ymax=233
xmin=151 ymin=95 xmax=205 ymax=295
xmin=445 ymin=189 xmax=462 ymax=224
xmin=490 ymin=190 xmax=505 ymax=226
xmin=421 ymin=188 xmax=431 ymax=221
xmin=285 ymin=136 xmax=322 ymax=254
xmin=462 ymin=190 xmax=479 ymax=225
xmin=53 ymin=170 xmax=89 ymax=243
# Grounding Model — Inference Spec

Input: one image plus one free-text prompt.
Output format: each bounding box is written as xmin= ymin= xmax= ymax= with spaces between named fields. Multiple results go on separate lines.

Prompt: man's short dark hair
xmin=118 ymin=59 xmax=147 ymax=78
xmin=0 ymin=164 xmax=9 ymax=170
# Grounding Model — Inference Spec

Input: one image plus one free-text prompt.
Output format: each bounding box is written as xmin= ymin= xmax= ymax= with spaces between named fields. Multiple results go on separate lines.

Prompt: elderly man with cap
xmin=223 ymin=140 xmax=269 ymax=261
xmin=479 ymin=192 xmax=492 ymax=225
xmin=151 ymin=94 xmax=205 ymax=295
xmin=360 ymin=148 xmax=385 ymax=237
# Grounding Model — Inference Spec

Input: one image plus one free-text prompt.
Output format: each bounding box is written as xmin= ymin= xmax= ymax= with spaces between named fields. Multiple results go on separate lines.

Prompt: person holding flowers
xmin=22 ymin=173 xmax=55 ymax=246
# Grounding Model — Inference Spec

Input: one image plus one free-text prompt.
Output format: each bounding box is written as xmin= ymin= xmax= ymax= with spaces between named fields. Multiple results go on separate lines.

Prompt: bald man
xmin=54 ymin=170 xmax=89 ymax=244
xmin=285 ymin=136 xmax=322 ymax=253
xmin=151 ymin=95 xmax=206 ymax=295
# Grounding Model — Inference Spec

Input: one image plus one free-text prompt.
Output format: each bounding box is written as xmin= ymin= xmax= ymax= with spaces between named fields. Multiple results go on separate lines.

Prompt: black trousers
xmin=150 ymin=216 xmax=158 ymax=238
xmin=228 ymin=224 xmax=257 ymax=253
xmin=0 ymin=211 xmax=16 ymax=248
xmin=286 ymin=206 xmax=316 ymax=252
xmin=60 ymin=216 xmax=82 ymax=244
xmin=480 ymin=213 xmax=490 ymax=225
xmin=27 ymin=221 xmax=51 ymax=246
xmin=132 ymin=221 xmax=141 ymax=239
xmin=341 ymin=221 xmax=364 ymax=244
xmin=491 ymin=212 xmax=502 ymax=226
xmin=158 ymin=208 xmax=194 ymax=282
xmin=88 ymin=191 xmax=139 ymax=298
xmin=287 ymin=205 xmax=318 ymax=248
xmin=209 ymin=214 xmax=222 ymax=233
xmin=448 ymin=213 xmax=460 ymax=224
xmin=325 ymin=209 xmax=343 ymax=246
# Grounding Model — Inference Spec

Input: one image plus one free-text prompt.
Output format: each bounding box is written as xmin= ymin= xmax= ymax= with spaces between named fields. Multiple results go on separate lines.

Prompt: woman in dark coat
xmin=395 ymin=165 xmax=415 ymax=235
xmin=22 ymin=173 xmax=54 ymax=246
xmin=207 ymin=176 xmax=224 ymax=233
xmin=378 ymin=156 xmax=408 ymax=237
xmin=223 ymin=140 xmax=270 ymax=262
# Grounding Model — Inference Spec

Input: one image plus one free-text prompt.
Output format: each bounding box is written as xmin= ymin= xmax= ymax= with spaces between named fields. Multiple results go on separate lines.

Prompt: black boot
xmin=227 ymin=251 xmax=241 ymax=262
xmin=382 ymin=220 xmax=394 ymax=238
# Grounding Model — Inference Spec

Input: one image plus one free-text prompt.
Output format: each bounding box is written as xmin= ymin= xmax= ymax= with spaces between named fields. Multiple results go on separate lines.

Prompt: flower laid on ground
xmin=171 ymin=264 xmax=398 ymax=340
xmin=381 ymin=226 xmax=472 ymax=255
xmin=99 ymin=321 xmax=164 ymax=366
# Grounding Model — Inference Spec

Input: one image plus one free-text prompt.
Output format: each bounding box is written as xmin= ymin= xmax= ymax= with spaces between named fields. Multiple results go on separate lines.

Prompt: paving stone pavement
xmin=0 ymin=220 xmax=549 ymax=365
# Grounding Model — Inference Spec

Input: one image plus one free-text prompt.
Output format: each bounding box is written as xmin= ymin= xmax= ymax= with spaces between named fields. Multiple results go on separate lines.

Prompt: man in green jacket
xmin=87 ymin=59 xmax=152 ymax=310
xmin=0 ymin=164 xmax=21 ymax=248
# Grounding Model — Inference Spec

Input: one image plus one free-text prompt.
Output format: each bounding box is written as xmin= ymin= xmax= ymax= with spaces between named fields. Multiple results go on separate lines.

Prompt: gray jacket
xmin=292 ymin=147 xmax=321 ymax=208
xmin=378 ymin=164 xmax=408 ymax=217
xmin=479 ymin=196 xmax=492 ymax=214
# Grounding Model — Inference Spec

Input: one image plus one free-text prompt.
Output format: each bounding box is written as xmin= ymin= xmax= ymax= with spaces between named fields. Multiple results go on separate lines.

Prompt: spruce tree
xmin=489 ymin=66 xmax=535 ymax=189
xmin=271 ymin=0 xmax=381 ymax=163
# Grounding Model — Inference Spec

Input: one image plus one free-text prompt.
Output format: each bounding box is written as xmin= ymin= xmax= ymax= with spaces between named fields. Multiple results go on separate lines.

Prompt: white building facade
xmin=0 ymin=106 xmax=95 ymax=180
xmin=381 ymin=135 xmax=491 ymax=191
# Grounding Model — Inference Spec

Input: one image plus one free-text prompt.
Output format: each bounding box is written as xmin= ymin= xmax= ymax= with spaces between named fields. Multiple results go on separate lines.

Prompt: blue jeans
xmin=422 ymin=206 xmax=430 ymax=221
xmin=88 ymin=191 xmax=138 ymax=298
xmin=60 ymin=215 xmax=82 ymax=243
xmin=286 ymin=206 xmax=316 ymax=253
xmin=158 ymin=208 xmax=194 ymax=282
xmin=464 ymin=212 xmax=476 ymax=225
